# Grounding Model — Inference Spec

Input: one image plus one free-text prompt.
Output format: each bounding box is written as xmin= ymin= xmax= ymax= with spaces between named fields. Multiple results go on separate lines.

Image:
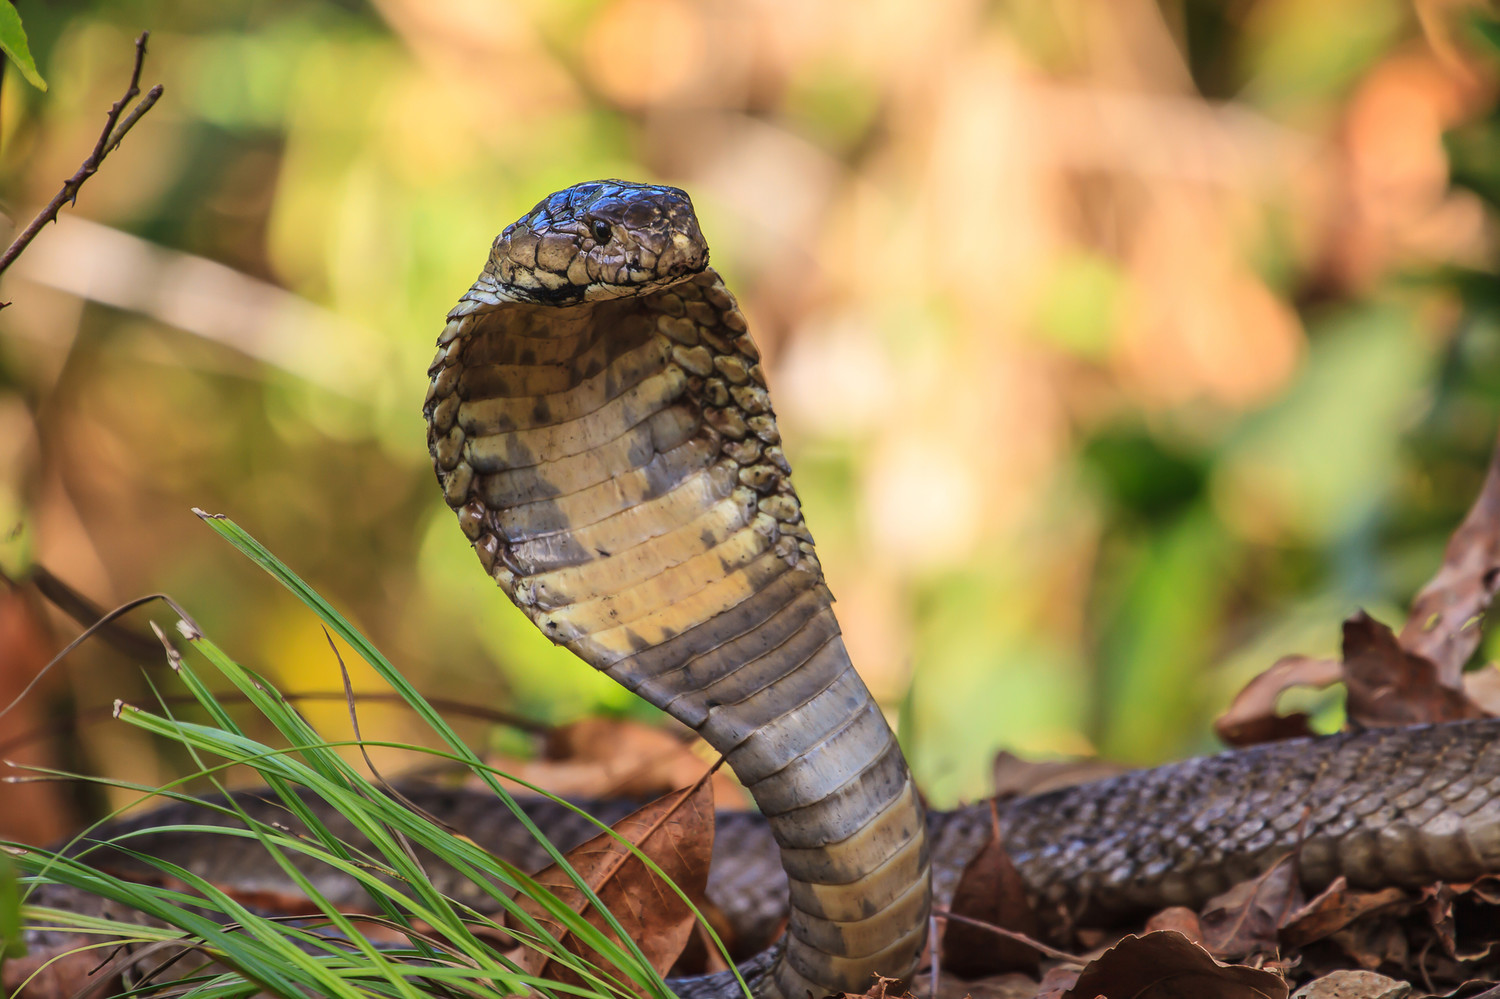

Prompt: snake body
xmin=423 ymin=181 xmax=927 ymax=998
xmin=51 ymin=720 xmax=1500 ymax=989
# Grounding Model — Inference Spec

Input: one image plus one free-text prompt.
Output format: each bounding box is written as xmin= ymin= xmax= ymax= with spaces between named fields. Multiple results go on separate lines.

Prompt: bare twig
xmin=0 ymin=30 xmax=164 ymax=282
xmin=930 ymin=907 xmax=1085 ymax=964
xmin=0 ymin=561 xmax=164 ymax=661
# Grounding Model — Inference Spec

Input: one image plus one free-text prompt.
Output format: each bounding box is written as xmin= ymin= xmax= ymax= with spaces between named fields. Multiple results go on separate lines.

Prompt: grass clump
xmin=2 ymin=513 xmax=742 ymax=999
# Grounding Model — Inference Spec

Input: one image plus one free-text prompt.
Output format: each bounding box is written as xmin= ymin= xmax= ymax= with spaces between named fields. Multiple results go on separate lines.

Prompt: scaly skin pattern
xmin=422 ymin=181 xmax=930 ymax=998
xmin=58 ymin=719 xmax=1500 ymax=983
xmin=994 ymin=716 xmax=1500 ymax=921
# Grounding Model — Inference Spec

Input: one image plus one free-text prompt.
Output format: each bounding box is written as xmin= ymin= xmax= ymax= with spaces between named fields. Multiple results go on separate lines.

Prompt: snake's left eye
xmin=589 ymin=219 xmax=612 ymax=244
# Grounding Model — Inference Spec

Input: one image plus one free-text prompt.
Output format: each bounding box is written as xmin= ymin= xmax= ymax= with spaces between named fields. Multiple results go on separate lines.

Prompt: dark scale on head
xmin=491 ymin=181 xmax=709 ymax=306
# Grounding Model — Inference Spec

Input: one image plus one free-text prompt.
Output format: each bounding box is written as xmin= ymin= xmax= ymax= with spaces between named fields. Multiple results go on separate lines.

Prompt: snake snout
xmin=653 ymin=226 xmax=708 ymax=278
xmin=583 ymin=182 xmax=708 ymax=289
xmin=488 ymin=180 xmax=709 ymax=305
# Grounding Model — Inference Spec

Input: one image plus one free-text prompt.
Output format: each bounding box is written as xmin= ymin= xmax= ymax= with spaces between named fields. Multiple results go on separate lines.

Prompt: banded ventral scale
xmin=423 ymin=181 xmax=929 ymax=999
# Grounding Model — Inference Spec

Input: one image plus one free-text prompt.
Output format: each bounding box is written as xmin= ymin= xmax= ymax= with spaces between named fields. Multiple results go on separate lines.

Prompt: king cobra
xmin=423 ymin=181 xmax=928 ymax=999
xmin=417 ymin=180 xmax=1500 ymax=995
xmin=29 ymin=181 xmax=1500 ymax=999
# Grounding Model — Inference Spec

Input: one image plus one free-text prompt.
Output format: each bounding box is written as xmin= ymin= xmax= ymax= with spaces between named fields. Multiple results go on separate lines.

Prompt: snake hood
xmin=463 ymin=181 xmax=709 ymax=308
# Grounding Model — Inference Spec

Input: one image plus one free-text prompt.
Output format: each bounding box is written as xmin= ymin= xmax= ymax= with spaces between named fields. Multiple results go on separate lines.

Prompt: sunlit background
xmin=3 ymin=0 xmax=1500 ymax=842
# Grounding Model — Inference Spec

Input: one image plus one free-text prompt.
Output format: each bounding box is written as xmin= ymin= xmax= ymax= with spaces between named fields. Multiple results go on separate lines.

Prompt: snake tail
xmin=423 ymin=180 xmax=930 ymax=998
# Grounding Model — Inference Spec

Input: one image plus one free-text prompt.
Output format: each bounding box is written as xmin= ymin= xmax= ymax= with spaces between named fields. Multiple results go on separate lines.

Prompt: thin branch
xmin=3 ymin=561 xmax=165 ymax=661
xmin=930 ymin=908 xmax=1086 ymax=964
xmin=0 ymin=30 xmax=164 ymax=281
xmin=0 ymin=590 xmax=201 ymax=729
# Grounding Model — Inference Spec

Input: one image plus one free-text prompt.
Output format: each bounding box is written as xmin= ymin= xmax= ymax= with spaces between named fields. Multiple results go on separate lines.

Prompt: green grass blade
xmin=195 ymin=511 xmax=703 ymax=999
xmin=15 ymin=515 xmax=745 ymax=999
xmin=0 ymin=846 xmax=23 ymax=971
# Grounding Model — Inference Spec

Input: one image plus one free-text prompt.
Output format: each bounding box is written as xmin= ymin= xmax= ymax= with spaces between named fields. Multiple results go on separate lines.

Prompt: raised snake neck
xmin=423 ymin=180 xmax=927 ymax=998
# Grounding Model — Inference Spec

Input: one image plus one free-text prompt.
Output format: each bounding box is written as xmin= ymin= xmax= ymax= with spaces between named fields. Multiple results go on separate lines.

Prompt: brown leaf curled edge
xmin=1214 ymin=612 xmax=1488 ymax=750
xmin=1061 ymin=931 xmax=1288 ymax=999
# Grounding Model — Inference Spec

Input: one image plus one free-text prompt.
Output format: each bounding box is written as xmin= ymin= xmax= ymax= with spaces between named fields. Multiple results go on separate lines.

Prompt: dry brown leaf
xmin=913 ymin=968 xmax=1045 ymax=999
xmin=1288 ymin=969 xmax=1410 ymax=998
xmin=1432 ymin=981 xmax=1500 ymax=998
xmin=991 ymin=751 xmax=1127 ymax=798
xmin=1279 ymin=878 xmax=1409 ymax=949
xmin=1398 ymin=432 xmax=1500 ymax=685
xmin=1463 ymin=875 xmax=1500 ymax=905
xmin=1145 ymin=906 xmax=1205 ymax=945
xmin=1223 ymin=434 xmax=1500 ymax=741
xmin=1218 ymin=613 xmax=1490 ymax=745
xmin=506 ymin=774 xmax=715 ymax=992
xmin=1199 ymin=853 xmax=1304 ymax=960
xmin=488 ymin=717 xmax=749 ymax=806
xmin=1426 ymin=883 xmax=1466 ymax=961
xmin=1214 ymin=656 xmax=1342 ymax=747
xmin=1324 ymin=919 xmax=1409 ymax=973
xmin=941 ymin=801 xmax=1042 ymax=976
xmin=1060 ymin=931 xmax=1288 ymax=998
xmin=1423 ymin=879 xmax=1500 ymax=963
xmin=670 ymin=918 xmax=735 ymax=977
xmin=1464 ymin=665 xmax=1500 ymax=715
xmin=1034 ymin=964 xmax=1083 ymax=999
xmin=1341 ymin=612 xmax=1486 ymax=728
xmin=834 ymin=974 xmax=905 ymax=999
xmin=950 ymin=972 xmax=1048 ymax=999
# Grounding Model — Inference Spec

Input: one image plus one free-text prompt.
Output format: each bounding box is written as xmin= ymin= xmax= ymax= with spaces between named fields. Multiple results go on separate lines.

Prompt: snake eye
xmin=589 ymin=219 xmax=612 ymax=244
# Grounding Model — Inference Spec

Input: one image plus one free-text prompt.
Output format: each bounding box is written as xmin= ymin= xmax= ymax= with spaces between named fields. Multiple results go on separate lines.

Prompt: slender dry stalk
xmin=0 ymin=30 xmax=163 ymax=286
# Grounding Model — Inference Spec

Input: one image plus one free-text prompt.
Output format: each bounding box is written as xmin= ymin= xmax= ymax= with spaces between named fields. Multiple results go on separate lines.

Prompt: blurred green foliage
xmin=3 ymin=0 xmax=1500 ymax=818
xmin=0 ymin=2 xmax=45 ymax=92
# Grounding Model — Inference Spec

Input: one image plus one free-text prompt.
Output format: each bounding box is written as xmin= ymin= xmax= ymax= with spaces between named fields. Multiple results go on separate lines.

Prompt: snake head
xmin=484 ymin=180 xmax=708 ymax=306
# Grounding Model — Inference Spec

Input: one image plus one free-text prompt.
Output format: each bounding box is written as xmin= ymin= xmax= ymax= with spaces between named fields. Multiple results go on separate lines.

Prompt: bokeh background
xmin=3 ymin=0 xmax=1500 ymax=841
